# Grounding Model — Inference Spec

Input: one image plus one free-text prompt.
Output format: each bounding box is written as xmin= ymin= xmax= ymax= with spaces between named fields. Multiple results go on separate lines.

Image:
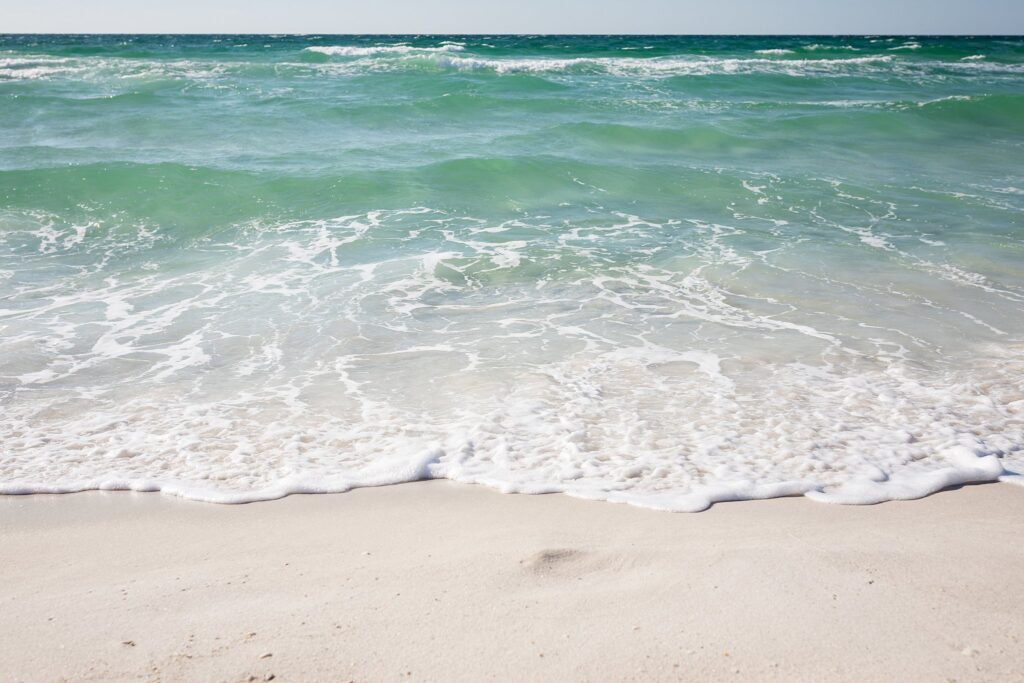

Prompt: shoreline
xmin=2 ymin=465 xmax=1021 ymax=509
xmin=3 ymin=480 xmax=1023 ymax=681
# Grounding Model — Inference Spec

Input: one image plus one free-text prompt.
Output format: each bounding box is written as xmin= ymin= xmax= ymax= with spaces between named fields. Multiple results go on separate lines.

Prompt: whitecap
xmin=304 ymin=44 xmax=465 ymax=57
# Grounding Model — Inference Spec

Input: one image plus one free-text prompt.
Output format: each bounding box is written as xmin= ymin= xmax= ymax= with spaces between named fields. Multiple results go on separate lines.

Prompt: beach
xmin=3 ymin=481 xmax=1022 ymax=682
xmin=2 ymin=33 xmax=1024 ymax=682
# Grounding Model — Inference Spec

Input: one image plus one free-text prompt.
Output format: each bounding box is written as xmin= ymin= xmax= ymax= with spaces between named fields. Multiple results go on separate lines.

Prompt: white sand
xmin=2 ymin=481 xmax=1023 ymax=682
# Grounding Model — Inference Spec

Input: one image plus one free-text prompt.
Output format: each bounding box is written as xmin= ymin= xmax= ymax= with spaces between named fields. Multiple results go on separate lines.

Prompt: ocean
xmin=1 ymin=35 xmax=1022 ymax=509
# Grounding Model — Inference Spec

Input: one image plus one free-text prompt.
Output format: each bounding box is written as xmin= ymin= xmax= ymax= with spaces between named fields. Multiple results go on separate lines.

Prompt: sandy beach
xmin=4 ymin=24 xmax=1024 ymax=683
xmin=2 ymin=482 xmax=1023 ymax=682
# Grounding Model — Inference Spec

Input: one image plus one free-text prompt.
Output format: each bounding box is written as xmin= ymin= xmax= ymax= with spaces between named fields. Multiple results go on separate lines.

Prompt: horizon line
xmin=3 ymin=32 xmax=1023 ymax=37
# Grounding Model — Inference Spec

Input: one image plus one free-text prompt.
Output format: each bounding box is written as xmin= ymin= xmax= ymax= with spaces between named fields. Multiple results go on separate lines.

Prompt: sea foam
xmin=1 ymin=35 xmax=1023 ymax=511
xmin=304 ymin=44 xmax=465 ymax=57
xmin=1 ymin=203 xmax=1022 ymax=510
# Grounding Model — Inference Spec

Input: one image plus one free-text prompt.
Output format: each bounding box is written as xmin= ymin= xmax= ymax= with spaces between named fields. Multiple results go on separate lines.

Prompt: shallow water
xmin=1 ymin=35 xmax=1023 ymax=509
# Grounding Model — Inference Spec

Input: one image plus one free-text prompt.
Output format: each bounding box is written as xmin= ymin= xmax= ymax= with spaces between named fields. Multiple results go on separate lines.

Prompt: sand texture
xmin=2 ymin=481 xmax=1023 ymax=682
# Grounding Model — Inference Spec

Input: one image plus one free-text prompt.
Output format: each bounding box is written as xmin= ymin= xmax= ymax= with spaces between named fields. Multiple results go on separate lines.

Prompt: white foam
xmin=916 ymin=95 xmax=974 ymax=107
xmin=10 ymin=47 xmax=1017 ymax=87
xmin=428 ymin=54 xmax=896 ymax=77
xmin=803 ymin=43 xmax=861 ymax=52
xmin=0 ymin=55 xmax=233 ymax=82
xmin=304 ymin=44 xmax=465 ymax=57
xmin=1 ymin=204 xmax=1022 ymax=511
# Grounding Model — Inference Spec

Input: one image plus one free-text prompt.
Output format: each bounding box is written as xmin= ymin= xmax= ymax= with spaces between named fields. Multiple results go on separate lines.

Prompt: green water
xmin=1 ymin=35 xmax=1023 ymax=508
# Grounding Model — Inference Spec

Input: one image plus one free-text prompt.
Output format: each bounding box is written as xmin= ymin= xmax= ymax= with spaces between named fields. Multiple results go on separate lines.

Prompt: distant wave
xmin=304 ymin=44 xmax=465 ymax=57
xmin=9 ymin=49 xmax=1024 ymax=85
xmin=427 ymin=54 xmax=896 ymax=77
xmin=803 ymin=43 xmax=861 ymax=52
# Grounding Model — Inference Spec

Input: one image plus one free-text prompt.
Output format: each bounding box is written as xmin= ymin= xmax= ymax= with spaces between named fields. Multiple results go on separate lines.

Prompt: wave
xmin=3 ymin=35 xmax=1024 ymax=512
xmin=802 ymin=43 xmax=861 ymax=52
xmin=2 ymin=200 xmax=1021 ymax=510
xmin=908 ymin=92 xmax=1024 ymax=127
xmin=6 ymin=50 xmax=1023 ymax=86
xmin=304 ymin=44 xmax=465 ymax=57
xmin=424 ymin=54 xmax=896 ymax=77
xmin=0 ymin=54 xmax=235 ymax=82
xmin=889 ymin=42 xmax=923 ymax=51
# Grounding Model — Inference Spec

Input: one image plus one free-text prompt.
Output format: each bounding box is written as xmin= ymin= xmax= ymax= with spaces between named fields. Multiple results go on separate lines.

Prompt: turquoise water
xmin=1 ymin=35 xmax=1023 ymax=509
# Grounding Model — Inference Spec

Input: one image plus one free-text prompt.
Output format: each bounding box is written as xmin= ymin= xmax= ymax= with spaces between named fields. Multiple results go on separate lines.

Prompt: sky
xmin=1 ymin=0 xmax=1022 ymax=35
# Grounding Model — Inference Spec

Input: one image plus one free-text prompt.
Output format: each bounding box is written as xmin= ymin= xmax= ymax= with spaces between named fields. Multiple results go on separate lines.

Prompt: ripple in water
xmin=1 ymin=35 xmax=1023 ymax=509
